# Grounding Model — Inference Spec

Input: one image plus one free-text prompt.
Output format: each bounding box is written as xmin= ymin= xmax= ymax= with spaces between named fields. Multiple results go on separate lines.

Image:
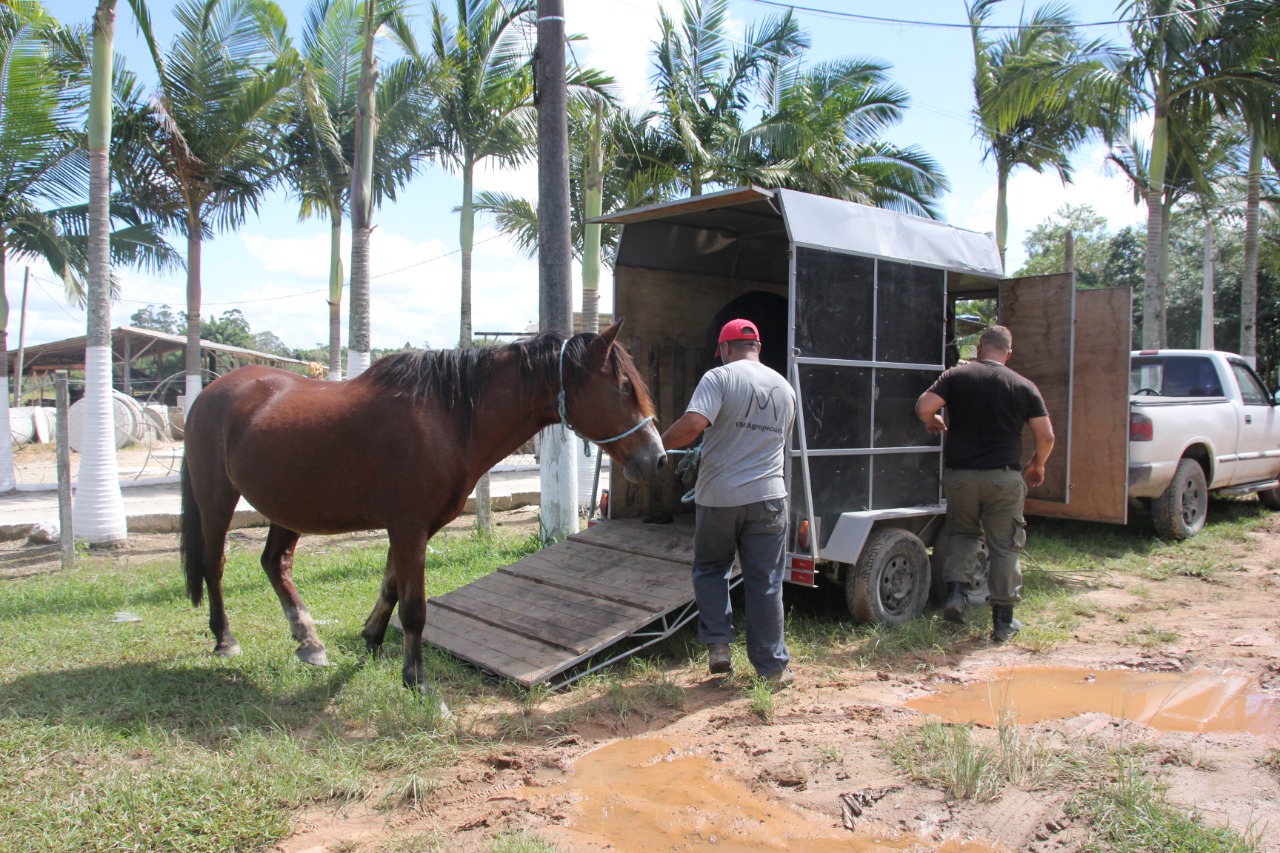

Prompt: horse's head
xmin=564 ymin=322 xmax=667 ymax=484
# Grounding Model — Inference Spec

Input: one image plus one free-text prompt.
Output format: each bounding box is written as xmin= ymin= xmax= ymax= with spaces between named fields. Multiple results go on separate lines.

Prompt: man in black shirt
xmin=915 ymin=326 xmax=1055 ymax=642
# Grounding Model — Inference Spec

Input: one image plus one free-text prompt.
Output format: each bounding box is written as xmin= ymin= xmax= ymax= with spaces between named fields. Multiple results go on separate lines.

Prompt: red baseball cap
xmin=718 ymin=318 xmax=760 ymax=344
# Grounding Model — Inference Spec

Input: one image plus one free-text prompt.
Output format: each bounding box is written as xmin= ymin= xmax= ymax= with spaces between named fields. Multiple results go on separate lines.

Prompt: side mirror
xmin=1273 ymin=388 xmax=1280 ymax=406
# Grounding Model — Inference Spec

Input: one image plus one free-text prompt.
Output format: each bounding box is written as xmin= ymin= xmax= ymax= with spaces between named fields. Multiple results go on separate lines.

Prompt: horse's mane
xmin=361 ymin=330 xmax=651 ymax=427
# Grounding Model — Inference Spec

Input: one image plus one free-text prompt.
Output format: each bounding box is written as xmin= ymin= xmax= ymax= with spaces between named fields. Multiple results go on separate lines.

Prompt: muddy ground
xmin=3 ymin=495 xmax=1278 ymax=852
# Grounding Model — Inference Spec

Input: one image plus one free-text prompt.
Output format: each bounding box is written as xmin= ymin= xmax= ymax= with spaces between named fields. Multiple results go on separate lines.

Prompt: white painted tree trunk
xmin=73 ymin=346 xmax=126 ymax=543
xmin=184 ymin=373 xmax=202 ymax=414
xmin=347 ymin=351 xmax=370 ymax=378
xmin=0 ymin=375 xmax=15 ymax=492
xmin=539 ymin=425 xmax=578 ymax=542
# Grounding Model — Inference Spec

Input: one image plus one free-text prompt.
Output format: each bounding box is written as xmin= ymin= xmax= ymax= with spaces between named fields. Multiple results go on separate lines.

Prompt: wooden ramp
xmin=425 ymin=515 xmax=726 ymax=687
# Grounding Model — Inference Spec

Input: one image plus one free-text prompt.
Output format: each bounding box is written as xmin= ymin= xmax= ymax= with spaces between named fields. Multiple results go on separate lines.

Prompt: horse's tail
xmin=180 ymin=458 xmax=206 ymax=607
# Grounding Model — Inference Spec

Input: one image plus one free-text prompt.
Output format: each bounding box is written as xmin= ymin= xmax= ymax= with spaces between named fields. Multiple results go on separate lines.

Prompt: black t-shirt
xmin=928 ymin=359 xmax=1048 ymax=470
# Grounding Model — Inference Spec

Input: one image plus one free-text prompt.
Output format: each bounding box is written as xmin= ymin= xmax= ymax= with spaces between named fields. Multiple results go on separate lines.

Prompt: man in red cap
xmin=662 ymin=318 xmax=797 ymax=687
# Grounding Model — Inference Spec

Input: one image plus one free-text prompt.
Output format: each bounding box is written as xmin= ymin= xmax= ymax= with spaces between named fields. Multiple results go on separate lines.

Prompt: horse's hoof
xmin=296 ymin=644 xmax=330 ymax=667
xmin=214 ymin=642 xmax=242 ymax=658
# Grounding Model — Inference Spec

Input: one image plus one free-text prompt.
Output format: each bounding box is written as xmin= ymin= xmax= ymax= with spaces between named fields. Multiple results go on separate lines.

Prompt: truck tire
xmin=846 ymin=529 xmax=930 ymax=625
xmin=1152 ymin=458 xmax=1208 ymax=539
xmin=1259 ymin=487 xmax=1280 ymax=511
xmin=928 ymin=528 xmax=991 ymax=606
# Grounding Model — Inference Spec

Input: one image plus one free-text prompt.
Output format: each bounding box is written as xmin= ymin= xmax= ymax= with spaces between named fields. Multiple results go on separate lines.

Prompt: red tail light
xmin=797 ymin=518 xmax=811 ymax=551
xmin=1130 ymin=412 xmax=1153 ymax=442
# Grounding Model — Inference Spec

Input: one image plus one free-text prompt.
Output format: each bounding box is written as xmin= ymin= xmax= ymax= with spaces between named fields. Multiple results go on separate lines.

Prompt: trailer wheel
xmin=1152 ymin=458 xmax=1208 ymax=540
xmin=928 ymin=528 xmax=991 ymax=607
xmin=1258 ymin=487 xmax=1280 ymax=511
xmin=846 ymin=529 xmax=930 ymax=625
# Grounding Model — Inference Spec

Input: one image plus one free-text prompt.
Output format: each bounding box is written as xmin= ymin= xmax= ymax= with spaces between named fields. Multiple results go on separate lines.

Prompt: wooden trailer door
xmin=1000 ymin=275 xmax=1130 ymax=523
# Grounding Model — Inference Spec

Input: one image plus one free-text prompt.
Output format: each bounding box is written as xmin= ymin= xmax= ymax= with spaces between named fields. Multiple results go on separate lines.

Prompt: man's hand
xmin=924 ymin=414 xmax=947 ymax=435
xmin=1023 ymin=461 xmax=1046 ymax=488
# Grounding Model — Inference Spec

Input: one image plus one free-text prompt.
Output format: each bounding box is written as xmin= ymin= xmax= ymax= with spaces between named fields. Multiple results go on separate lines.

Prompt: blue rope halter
xmin=558 ymin=337 xmax=654 ymax=452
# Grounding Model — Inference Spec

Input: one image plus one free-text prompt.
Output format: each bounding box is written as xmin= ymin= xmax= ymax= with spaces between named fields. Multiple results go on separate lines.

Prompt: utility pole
xmin=536 ymin=0 xmax=578 ymax=541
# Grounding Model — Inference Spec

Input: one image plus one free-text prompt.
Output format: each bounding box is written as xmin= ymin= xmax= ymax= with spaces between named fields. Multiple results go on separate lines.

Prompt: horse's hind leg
xmin=260 ymin=523 xmax=329 ymax=666
xmin=361 ymin=550 xmax=398 ymax=656
xmin=200 ymin=494 xmax=242 ymax=658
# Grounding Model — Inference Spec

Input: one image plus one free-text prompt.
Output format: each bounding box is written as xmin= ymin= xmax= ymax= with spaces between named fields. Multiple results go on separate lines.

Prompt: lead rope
xmin=558 ymin=337 xmax=654 ymax=453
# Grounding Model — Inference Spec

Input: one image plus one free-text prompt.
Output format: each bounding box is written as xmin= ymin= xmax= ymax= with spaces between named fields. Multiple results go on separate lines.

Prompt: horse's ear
xmin=588 ymin=320 xmax=623 ymax=368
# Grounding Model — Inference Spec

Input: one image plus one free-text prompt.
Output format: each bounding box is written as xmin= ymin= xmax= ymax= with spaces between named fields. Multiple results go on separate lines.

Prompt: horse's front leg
xmin=361 ymin=550 xmax=398 ymax=656
xmin=260 ymin=523 xmax=329 ymax=666
xmin=389 ymin=527 xmax=451 ymax=719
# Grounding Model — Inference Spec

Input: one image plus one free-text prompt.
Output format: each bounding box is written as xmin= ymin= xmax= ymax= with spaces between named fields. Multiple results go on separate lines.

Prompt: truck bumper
xmin=1128 ymin=460 xmax=1176 ymax=499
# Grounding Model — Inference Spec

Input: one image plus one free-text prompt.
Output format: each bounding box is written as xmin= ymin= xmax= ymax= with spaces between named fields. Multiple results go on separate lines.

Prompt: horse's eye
xmin=621 ymin=379 xmax=632 ymax=395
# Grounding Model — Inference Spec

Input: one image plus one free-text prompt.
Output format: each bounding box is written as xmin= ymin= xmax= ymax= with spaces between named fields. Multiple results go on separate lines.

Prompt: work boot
xmin=990 ymin=605 xmax=1022 ymax=643
xmin=943 ymin=582 xmax=968 ymax=624
xmin=707 ymin=643 xmax=733 ymax=675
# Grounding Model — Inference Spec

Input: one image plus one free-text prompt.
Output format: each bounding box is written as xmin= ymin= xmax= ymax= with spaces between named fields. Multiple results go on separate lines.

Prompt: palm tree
xmin=128 ymin=0 xmax=297 ymax=409
xmin=968 ymin=0 xmax=1116 ymax=269
xmin=284 ymin=0 xmax=425 ymax=379
xmin=0 ymin=2 xmax=72 ymax=492
xmin=0 ymin=2 xmax=175 ymax=496
xmin=650 ymin=0 xmax=805 ymax=197
xmin=73 ymin=0 xmax=128 ymax=543
xmin=650 ymin=0 xmax=946 ymax=214
xmin=1118 ymin=0 xmax=1280 ymax=348
xmin=426 ymin=0 xmax=540 ymax=351
xmin=473 ymin=103 xmax=670 ymax=332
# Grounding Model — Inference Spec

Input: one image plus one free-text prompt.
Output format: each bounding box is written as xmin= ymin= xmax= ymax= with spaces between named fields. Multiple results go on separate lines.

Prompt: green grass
xmin=1067 ymin=755 xmax=1263 ymax=852
xmin=0 ymin=530 xmax=538 ymax=853
xmin=892 ymin=721 xmax=1261 ymax=851
xmin=1 ymin=496 xmax=1273 ymax=849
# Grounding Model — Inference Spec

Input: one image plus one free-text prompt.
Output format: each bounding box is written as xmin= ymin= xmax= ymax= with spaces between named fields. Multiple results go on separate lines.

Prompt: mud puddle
xmin=533 ymin=738 xmax=997 ymax=852
xmin=908 ymin=666 xmax=1280 ymax=733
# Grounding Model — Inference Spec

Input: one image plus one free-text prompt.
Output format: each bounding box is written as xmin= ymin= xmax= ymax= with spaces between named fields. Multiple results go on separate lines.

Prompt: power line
xmin=742 ymin=0 xmax=1250 ymax=31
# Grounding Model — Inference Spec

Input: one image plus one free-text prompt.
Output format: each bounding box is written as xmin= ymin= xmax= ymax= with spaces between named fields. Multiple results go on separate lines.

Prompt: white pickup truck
xmin=1128 ymin=349 xmax=1280 ymax=539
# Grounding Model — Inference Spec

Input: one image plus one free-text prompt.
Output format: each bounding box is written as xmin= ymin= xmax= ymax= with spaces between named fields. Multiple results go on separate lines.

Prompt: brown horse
xmin=180 ymin=322 xmax=665 ymax=696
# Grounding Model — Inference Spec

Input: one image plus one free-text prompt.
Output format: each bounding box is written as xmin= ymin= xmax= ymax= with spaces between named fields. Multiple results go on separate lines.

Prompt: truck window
xmin=1130 ymin=356 xmax=1223 ymax=397
xmin=1229 ymin=361 xmax=1270 ymax=406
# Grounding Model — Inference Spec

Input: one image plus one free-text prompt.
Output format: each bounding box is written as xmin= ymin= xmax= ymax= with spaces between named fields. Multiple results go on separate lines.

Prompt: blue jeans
xmin=692 ymin=499 xmax=790 ymax=677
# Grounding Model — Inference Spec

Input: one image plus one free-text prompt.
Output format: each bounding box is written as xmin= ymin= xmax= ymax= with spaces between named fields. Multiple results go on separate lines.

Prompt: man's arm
xmin=1023 ymin=415 xmax=1055 ymax=487
xmin=915 ymin=390 xmax=947 ymax=435
xmin=662 ymin=412 xmax=711 ymax=450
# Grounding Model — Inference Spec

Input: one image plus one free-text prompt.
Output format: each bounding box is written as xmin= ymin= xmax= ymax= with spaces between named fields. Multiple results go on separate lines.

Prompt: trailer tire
xmin=928 ymin=528 xmax=991 ymax=607
xmin=1259 ymin=487 xmax=1280 ymax=511
xmin=846 ymin=529 xmax=930 ymax=625
xmin=1152 ymin=458 xmax=1208 ymax=540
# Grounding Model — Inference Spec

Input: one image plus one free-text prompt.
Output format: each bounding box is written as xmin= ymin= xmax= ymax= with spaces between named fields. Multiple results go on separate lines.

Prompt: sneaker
xmin=763 ymin=668 xmax=795 ymax=690
xmin=707 ymin=643 xmax=733 ymax=675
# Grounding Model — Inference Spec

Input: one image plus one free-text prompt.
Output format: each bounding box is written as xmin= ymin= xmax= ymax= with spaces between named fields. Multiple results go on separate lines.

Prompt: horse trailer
xmin=423 ymin=186 xmax=1131 ymax=687
xmin=597 ymin=186 xmax=1131 ymax=625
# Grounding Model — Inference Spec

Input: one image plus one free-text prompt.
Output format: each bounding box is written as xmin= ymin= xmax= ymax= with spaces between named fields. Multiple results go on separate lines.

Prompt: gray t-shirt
xmin=686 ymin=359 xmax=796 ymax=507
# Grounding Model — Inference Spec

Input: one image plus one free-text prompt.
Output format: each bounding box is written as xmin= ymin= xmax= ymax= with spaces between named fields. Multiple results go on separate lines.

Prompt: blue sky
xmin=17 ymin=0 xmax=1146 ymax=353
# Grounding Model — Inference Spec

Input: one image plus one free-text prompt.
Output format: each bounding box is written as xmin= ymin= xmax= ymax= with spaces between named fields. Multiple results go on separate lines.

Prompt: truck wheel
xmin=1259 ymin=487 xmax=1280 ymax=511
xmin=847 ymin=529 xmax=930 ymax=625
xmin=928 ymin=528 xmax=991 ymax=606
xmin=1152 ymin=458 xmax=1208 ymax=539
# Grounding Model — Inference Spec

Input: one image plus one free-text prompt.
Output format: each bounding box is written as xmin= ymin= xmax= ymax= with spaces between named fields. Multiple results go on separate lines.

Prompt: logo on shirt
xmin=735 ymin=386 xmax=787 ymax=433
